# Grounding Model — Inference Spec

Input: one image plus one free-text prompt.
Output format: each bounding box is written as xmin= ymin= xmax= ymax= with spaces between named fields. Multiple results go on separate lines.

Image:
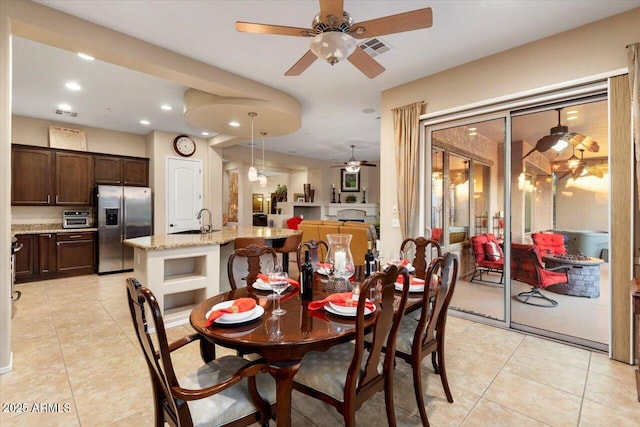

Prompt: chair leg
xmin=431 ymin=351 xmax=439 ymax=374
xmin=385 ymin=373 xmax=398 ymax=427
xmin=436 ymin=345 xmax=453 ymax=403
xmin=516 ymin=288 xmax=558 ymax=307
xmin=412 ymin=360 xmax=430 ymax=427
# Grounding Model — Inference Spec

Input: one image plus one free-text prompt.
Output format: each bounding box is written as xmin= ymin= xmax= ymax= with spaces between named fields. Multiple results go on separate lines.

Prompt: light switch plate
xmin=392 ymin=219 xmax=400 ymax=228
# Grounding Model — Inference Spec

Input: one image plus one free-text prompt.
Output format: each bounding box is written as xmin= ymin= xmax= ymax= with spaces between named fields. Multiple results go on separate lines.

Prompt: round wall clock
xmin=173 ymin=135 xmax=196 ymax=157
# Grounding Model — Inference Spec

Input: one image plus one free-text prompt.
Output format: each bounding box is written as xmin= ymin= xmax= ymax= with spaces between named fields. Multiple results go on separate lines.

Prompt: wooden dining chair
xmin=400 ymin=236 xmax=442 ymax=280
xmin=296 ymin=239 xmax=329 ymax=273
xmin=273 ymin=232 xmax=303 ymax=273
xmin=393 ymin=252 xmax=459 ymax=426
xmin=227 ymin=244 xmax=278 ymax=290
xmin=291 ymin=265 xmax=410 ymax=427
xmin=125 ymin=278 xmax=276 ymax=427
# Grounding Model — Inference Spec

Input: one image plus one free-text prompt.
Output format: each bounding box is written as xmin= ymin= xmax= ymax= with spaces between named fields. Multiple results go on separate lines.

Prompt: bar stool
xmin=234 ymin=237 xmax=266 ymax=250
xmin=273 ymin=233 xmax=302 ymax=274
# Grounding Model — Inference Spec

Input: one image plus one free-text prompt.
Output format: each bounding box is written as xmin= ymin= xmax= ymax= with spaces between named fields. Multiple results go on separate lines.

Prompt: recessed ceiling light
xmin=77 ymin=53 xmax=94 ymax=61
xmin=65 ymin=81 xmax=81 ymax=91
xmin=229 ymin=121 xmax=240 ymax=127
xmin=140 ymin=119 xmax=150 ymax=125
xmin=468 ymin=127 xmax=477 ymax=131
xmin=161 ymin=104 xmax=172 ymax=111
xmin=565 ymin=110 xmax=578 ymax=114
xmin=566 ymin=115 xmax=578 ymax=121
xmin=468 ymin=132 xmax=478 ymax=136
xmin=57 ymin=103 xmax=71 ymax=111
xmin=201 ymin=132 xmax=210 ymax=136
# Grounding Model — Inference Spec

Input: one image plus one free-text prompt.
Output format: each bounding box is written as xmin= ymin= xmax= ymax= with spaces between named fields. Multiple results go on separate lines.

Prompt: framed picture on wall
xmin=252 ymin=193 xmax=264 ymax=212
xmin=341 ymin=169 xmax=360 ymax=192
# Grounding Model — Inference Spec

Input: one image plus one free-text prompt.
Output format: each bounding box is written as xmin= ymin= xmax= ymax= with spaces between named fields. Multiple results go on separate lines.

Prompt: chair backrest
xmin=414 ymin=253 xmax=458 ymax=351
xmin=532 ymin=232 xmax=567 ymax=255
xmin=274 ymin=232 xmax=303 ymax=253
xmin=227 ymin=244 xmax=278 ymax=290
xmin=400 ymin=237 xmax=443 ymax=280
xmin=298 ymin=222 xmax=321 ymax=244
xmin=126 ymin=278 xmax=188 ymax=424
xmin=349 ymin=265 xmax=410 ymax=398
xmin=296 ymin=239 xmax=329 ymax=272
xmin=470 ymin=234 xmax=489 ymax=263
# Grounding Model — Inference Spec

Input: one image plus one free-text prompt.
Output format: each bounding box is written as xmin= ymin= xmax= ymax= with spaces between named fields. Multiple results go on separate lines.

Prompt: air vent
xmin=55 ymin=110 xmax=78 ymax=117
xmin=358 ymin=38 xmax=391 ymax=58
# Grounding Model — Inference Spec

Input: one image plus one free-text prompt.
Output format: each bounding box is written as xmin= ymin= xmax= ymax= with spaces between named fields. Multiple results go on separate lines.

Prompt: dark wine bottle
xmin=364 ymin=241 xmax=375 ymax=278
xmin=301 ymin=250 xmax=313 ymax=300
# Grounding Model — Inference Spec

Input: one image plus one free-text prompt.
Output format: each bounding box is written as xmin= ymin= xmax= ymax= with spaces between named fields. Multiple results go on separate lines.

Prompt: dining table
xmin=190 ymin=274 xmax=423 ymax=427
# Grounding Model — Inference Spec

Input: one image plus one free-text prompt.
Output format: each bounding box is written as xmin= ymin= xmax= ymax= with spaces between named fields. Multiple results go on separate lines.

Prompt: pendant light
xmin=247 ymin=112 xmax=258 ymax=181
xmin=259 ymin=132 xmax=268 ymax=187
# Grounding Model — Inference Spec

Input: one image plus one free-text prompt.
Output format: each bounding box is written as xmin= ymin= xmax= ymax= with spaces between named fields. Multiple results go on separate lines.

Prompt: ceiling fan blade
xmin=361 ymin=163 xmax=377 ymax=167
xmin=522 ymin=146 xmax=539 ymax=160
xmin=236 ymin=21 xmax=313 ymax=37
xmin=285 ymin=50 xmax=318 ymax=76
xmin=349 ymin=8 xmax=433 ymax=39
xmin=568 ymin=134 xmax=599 ymax=152
xmin=347 ymin=46 xmax=385 ymax=79
xmin=319 ymin=0 xmax=344 ymax=25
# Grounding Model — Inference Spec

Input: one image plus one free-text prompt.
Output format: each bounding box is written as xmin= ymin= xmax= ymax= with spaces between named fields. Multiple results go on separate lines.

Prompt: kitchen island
xmin=124 ymin=225 xmax=300 ymax=327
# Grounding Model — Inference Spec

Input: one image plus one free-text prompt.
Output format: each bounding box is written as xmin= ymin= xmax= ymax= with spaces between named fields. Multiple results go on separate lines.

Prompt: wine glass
xmin=373 ymin=248 xmax=385 ymax=272
xmin=265 ymin=315 xmax=283 ymax=342
xmin=388 ymin=250 xmax=405 ymax=267
xmin=262 ymin=259 xmax=282 ymax=299
xmin=269 ymin=271 xmax=289 ymax=315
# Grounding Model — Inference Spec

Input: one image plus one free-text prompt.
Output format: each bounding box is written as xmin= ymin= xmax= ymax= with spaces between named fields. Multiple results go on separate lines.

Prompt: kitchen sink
xmin=173 ymin=229 xmax=220 ymax=235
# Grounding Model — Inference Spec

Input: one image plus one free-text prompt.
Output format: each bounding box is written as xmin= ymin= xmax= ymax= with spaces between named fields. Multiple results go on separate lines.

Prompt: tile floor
xmin=1 ymin=273 xmax=638 ymax=426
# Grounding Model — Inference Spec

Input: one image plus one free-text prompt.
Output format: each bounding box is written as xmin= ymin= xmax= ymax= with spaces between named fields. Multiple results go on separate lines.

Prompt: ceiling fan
xmin=235 ymin=0 xmax=433 ymax=78
xmin=552 ymin=148 xmax=604 ymax=180
xmin=332 ymin=145 xmax=377 ymax=172
xmin=522 ymin=108 xmax=599 ymax=160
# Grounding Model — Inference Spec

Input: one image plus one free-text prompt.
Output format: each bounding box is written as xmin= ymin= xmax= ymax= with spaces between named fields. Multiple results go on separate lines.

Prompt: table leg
xmin=269 ymin=360 xmax=302 ymax=427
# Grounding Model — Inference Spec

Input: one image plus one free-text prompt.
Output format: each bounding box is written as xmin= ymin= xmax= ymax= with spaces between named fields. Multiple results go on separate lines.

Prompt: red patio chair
xmin=470 ymin=233 xmax=504 ymax=284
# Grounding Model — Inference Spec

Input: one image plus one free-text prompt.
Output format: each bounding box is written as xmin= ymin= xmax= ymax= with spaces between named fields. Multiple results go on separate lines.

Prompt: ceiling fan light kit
xmin=310 ymin=31 xmax=357 ymax=65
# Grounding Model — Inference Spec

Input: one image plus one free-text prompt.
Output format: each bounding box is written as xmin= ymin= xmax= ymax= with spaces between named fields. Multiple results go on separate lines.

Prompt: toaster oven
xmin=62 ymin=210 xmax=91 ymax=229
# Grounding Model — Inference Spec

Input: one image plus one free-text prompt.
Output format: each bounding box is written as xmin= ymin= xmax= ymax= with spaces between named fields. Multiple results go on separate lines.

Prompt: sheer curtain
xmin=628 ymin=42 xmax=639 ymax=204
xmin=392 ymin=101 xmax=425 ymax=239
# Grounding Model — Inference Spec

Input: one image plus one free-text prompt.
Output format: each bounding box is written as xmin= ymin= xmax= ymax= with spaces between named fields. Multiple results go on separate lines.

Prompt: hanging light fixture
xmin=259 ymin=132 xmax=268 ymax=188
xmin=247 ymin=112 xmax=258 ymax=181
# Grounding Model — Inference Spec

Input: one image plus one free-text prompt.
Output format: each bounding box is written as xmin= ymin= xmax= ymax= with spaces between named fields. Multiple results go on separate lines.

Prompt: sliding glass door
xmin=427 ymin=116 xmax=507 ymax=321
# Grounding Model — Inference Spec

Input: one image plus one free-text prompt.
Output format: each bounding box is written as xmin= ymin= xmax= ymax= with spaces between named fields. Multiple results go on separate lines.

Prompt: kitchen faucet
xmin=196 ymin=208 xmax=213 ymax=234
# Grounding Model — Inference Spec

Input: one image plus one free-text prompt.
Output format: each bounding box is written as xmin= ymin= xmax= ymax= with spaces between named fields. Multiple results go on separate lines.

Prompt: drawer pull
xmin=68 ymin=235 xmax=83 ymax=239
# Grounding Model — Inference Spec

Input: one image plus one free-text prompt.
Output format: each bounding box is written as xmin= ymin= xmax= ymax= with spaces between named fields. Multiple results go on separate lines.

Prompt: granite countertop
xmin=12 ymin=223 xmax=98 ymax=236
xmin=123 ymin=225 xmax=301 ymax=251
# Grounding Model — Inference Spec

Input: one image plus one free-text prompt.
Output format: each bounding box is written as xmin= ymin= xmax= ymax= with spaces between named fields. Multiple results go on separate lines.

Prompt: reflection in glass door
xmin=509 ymin=99 xmax=610 ymax=350
xmin=428 ymin=117 xmax=506 ymax=321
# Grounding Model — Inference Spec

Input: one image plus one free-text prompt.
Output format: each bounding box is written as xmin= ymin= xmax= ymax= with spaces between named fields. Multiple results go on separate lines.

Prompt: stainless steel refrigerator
xmin=96 ymin=185 xmax=152 ymax=273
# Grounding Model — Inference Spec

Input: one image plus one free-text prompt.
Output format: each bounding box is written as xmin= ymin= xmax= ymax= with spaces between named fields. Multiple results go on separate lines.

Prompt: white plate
xmin=209 ymin=305 xmax=265 ymax=325
xmin=395 ymin=282 xmax=425 ymax=293
xmin=206 ymin=300 xmax=257 ymax=323
xmin=251 ymin=279 xmax=272 ymax=291
xmin=317 ymin=267 xmax=330 ymax=276
xmin=325 ymin=301 xmax=375 ymax=317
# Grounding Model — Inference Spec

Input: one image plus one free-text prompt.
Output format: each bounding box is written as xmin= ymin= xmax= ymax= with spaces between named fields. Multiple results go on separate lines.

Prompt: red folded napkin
xmin=308 ymin=292 xmax=374 ymax=312
xmin=316 ymin=262 xmax=332 ymax=268
xmin=257 ymin=273 xmax=300 ymax=288
xmin=206 ymin=298 xmax=256 ymax=327
xmin=396 ymin=276 xmax=425 ymax=285
xmin=387 ymin=259 xmax=410 ymax=267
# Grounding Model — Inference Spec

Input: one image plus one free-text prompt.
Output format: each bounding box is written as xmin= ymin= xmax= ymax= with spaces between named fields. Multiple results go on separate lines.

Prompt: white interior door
xmin=167 ymin=157 xmax=202 ymax=233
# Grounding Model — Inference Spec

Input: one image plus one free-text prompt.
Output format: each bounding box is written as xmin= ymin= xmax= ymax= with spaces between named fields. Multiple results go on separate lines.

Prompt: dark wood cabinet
xmin=11 ymin=146 xmax=54 ymax=205
xmin=37 ymin=233 xmax=56 ymax=275
xmin=55 ymin=152 xmax=93 ymax=205
xmin=14 ymin=232 xmax=95 ymax=283
xmin=94 ymin=155 xmax=149 ymax=187
xmin=14 ymin=234 xmax=36 ymax=280
xmin=56 ymin=232 xmax=94 ymax=274
xmin=94 ymin=155 xmax=123 ymax=185
xmin=123 ymin=158 xmax=149 ymax=186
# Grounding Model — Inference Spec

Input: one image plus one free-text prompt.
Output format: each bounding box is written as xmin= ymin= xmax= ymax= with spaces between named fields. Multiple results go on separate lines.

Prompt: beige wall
xmin=380 ymin=8 xmax=640 ymax=252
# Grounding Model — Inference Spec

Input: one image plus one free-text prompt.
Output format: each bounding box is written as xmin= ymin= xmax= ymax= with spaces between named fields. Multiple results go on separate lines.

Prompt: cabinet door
xmin=38 ymin=234 xmax=57 ymax=274
xmin=94 ymin=155 xmax=123 ymax=185
xmin=14 ymin=234 xmax=36 ymax=279
xmin=11 ymin=146 xmax=54 ymax=205
xmin=55 ymin=152 xmax=94 ymax=205
xmin=123 ymin=158 xmax=149 ymax=187
xmin=56 ymin=232 xmax=95 ymax=274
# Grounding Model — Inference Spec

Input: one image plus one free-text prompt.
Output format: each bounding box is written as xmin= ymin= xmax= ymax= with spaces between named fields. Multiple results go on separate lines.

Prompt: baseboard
xmin=0 ymin=352 xmax=14 ymax=375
